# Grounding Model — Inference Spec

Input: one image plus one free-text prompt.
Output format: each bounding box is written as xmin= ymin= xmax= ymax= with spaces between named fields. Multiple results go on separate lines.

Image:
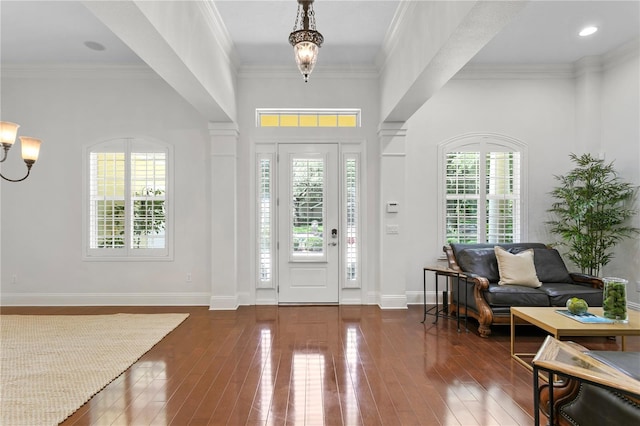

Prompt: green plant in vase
xmin=602 ymin=277 xmax=628 ymax=322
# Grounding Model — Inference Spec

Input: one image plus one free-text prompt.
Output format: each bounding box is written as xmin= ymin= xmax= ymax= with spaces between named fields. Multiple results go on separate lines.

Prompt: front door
xmin=277 ymin=143 xmax=339 ymax=303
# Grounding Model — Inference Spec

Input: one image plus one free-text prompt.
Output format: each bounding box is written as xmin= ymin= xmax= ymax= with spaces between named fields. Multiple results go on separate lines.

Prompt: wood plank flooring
xmin=2 ymin=305 xmax=637 ymax=425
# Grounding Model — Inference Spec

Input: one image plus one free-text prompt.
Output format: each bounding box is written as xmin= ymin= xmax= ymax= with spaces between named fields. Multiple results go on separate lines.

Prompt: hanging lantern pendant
xmin=289 ymin=0 xmax=324 ymax=82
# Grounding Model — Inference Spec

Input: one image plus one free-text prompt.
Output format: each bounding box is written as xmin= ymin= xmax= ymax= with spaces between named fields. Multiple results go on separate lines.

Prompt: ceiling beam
xmin=380 ymin=0 xmax=529 ymax=123
xmin=83 ymin=0 xmax=237 ymax=122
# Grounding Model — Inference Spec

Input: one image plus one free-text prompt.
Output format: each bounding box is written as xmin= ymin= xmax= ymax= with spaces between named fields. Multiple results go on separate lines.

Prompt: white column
xmin=209 ymin=122 xmax=239 ymax=310
xmin=378 ymin=122 xmax=408 ymax=309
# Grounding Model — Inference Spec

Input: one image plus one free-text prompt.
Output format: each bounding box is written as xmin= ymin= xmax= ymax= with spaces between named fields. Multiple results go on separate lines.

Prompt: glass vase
xmin=602 ymin=277 xmax=628 ymax=323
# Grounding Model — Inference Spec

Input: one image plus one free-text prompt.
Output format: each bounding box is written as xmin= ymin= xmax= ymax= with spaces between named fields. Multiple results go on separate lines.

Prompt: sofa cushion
xmin=513 ymin=248 xmax=573 ymax=283
xmin=484 ymin=283 xmax=550 ymax=307
xmin=495 ymin=246 xmax=542 ymax=288
xmin=539 ymin=283 xmax=603 ymax=307
xmin=455 ymin=248 xmax=500 ymax=282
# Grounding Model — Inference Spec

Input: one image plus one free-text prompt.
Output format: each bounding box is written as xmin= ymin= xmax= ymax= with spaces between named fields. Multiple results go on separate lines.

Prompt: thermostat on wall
xmin=386 ymin=201 xmax=399 ymax=213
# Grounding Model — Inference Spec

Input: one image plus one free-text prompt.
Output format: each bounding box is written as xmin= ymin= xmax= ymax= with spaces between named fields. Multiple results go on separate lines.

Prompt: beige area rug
xmin=0 ymin=313 xmax=189 ymax=426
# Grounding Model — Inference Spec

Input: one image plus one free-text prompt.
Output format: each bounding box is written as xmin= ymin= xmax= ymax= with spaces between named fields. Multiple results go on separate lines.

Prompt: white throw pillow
xmin=494 ymin=246 xmax=542 ymax=288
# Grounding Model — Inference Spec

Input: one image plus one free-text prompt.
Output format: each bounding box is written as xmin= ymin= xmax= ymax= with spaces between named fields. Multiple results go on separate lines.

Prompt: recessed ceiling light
xmin=579 ymin=26 xmax=598 ymax=37
xmin=84 ymin=41 xmax=106 ymax=51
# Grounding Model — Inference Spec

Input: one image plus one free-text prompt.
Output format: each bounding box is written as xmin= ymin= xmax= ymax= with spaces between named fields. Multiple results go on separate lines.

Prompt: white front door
xmin=277 ymin=143 xmax=339 ymax=303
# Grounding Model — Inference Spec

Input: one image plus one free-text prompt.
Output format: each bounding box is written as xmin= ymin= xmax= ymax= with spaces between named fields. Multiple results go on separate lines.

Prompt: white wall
xmin=403 ymin=45 xmax=640 ymax=306
xmin=599 ymin=43 xmax=640 ymax=305
xmin=0 ymin=66 xmax=212 ymax=305
xmin=404 ymin=70 xmax=575 ymax=302
xmin=2 ymin=53 xmax=637 ymax=308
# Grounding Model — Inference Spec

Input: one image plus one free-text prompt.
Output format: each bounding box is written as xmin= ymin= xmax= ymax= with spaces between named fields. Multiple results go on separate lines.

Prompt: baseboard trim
xmin=209 ymin=295 xmax=239 ymax=310
xmin=0 ymin=292 xmax=210 ymax=306
xmin=378 ymin=294 xmax=408 ymax=309
xmin=406 ymin=290 xmax=444 ymax=305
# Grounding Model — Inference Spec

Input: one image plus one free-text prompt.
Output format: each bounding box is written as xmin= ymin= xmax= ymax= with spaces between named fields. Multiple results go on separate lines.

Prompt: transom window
xmin=256 ymin=108 xmax=360 ymax=128
xmin=440 ymin=135 xmax=525 ymax=245
xmin=84 ymin=138 xmax=171 ymax=259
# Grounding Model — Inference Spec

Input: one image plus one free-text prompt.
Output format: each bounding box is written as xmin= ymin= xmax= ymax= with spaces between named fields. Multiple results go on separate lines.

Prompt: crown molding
xmin=197 ymin=0 xmax=240 ymax=71
xmin=376 ymin=0 xmax=416 ymax=70
xmin=602 ymin=37 xmax=640 ymax=70
xmin=457 ymin=37 xmax=639 ymax=80
xmin=0 ymin=64 xmax=158 ymax=79
xmin=237 ymin=65 xmax=379 ymax=80
xmin=456 ymin=63 xmax=574 ymax=80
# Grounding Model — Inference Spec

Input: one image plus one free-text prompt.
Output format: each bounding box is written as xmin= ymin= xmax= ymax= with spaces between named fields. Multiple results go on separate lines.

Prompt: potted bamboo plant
xmin=547 ymin=153 xmax=638 ymax=277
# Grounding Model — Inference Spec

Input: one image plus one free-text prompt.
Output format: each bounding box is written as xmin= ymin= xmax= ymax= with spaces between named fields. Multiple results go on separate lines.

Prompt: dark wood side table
xmin=422 ymin=266 xmax=468 ymax=332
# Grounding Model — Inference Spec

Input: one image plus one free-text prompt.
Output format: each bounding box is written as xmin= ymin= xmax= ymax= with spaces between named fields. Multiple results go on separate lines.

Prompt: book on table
xmin=555 ymin=309 xmax=616 ymax=323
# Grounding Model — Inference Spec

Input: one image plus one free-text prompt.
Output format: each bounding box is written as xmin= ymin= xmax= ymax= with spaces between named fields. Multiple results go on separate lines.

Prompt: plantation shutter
xmin=445 ymin=147 xmax=521 ymax=244
xmin=87 ymin=138 xmax=168 ymax=258
xmin=445 ymin=152 xmax=480 ymax=243
xmin=257 ymin=155 xmax=274 ymax=287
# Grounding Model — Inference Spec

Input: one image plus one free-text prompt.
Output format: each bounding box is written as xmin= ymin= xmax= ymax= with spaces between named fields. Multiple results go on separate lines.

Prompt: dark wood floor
xmin=2 ymin=305 xmax=637 ymax=426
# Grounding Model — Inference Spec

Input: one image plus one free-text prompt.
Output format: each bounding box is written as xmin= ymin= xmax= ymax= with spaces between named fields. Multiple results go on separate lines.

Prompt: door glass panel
xmin=291 ymin=157 xmax=325 ymax=257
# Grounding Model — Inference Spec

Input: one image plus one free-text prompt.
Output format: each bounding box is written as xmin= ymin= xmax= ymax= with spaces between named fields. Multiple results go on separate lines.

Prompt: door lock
xmin=331 ymin=228 xmax=338 ymax=238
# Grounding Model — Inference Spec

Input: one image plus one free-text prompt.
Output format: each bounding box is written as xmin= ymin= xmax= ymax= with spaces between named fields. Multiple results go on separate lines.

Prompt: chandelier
xmin=0 ymin=121 xmax=42 ymax=182
xmin=288 ymin=0 xmax=324 ymax=82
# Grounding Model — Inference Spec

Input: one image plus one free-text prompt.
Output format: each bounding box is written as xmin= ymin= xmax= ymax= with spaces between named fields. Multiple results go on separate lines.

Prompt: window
xmin=85 ymin=138 xmax=171 ymax=259
xmin=344 ymin=154 xmax=360 ymax=286
xmin=440 ymin=135 xmax=525 ymax=244
xmin=256 ymin=108 xmax=360 ymax=128
xmin=290 ymin=156 xmax=326 ymax=258
xmin=257 ymin=154 xmax=274 ymax=287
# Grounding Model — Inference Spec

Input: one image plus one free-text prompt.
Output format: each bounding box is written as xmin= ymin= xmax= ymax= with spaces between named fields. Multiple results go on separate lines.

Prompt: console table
xmin=422 ymin=266 xmax=468 ymax=332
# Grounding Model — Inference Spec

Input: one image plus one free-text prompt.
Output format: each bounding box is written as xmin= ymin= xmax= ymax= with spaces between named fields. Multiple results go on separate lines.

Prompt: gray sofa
xmin=443 ymin=242 xmax=603 ymax=337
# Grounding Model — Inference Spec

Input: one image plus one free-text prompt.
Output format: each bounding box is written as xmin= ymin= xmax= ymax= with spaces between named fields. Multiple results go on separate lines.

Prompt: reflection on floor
xmin=4 ymin=305 xmax=637 ymax=425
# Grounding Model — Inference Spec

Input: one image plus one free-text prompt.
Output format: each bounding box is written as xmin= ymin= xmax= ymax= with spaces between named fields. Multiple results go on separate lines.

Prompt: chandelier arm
xmin=0 ymin=145 xmax=10 ymax=163
xmin=0 ymin=163 xmax=33 ymax=183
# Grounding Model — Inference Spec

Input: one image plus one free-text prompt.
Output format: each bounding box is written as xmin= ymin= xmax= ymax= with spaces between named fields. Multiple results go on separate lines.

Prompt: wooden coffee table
xmin=510 ymin=306 xmax=640 ymax=370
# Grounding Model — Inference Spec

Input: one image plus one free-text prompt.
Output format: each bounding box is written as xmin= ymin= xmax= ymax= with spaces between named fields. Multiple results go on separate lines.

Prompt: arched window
xmin=83 ymin=137 xmax=172 ymax=259
xmin=438 ymin=133 xmax=527 ymax=245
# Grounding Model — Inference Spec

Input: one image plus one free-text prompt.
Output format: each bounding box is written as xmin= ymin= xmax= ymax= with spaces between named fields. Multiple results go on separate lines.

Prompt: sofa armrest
xmin=570 ymin=273 xmax=604 ymax=289
xmin=464 ymin=273 xmax=490 ymax=290
xmin=443 ymin=245 xmax=462 ymax=271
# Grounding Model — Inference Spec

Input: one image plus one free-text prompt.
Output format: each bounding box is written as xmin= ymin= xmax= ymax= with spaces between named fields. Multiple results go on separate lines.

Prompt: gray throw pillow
xmin=456 ymin=248 xmax=500 ymax=282
xmin=513 ymin=248 xmax=573 ymax=283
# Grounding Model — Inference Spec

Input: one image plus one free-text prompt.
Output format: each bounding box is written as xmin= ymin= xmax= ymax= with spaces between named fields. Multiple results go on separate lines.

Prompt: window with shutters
xmin=84 ymin=138 xmax=171 ymax=259
xmin=257 ymin=154 xmax=274 ymax=286
xmin=344 ymin=155 xmax=360 ymax=286
xmin=440 ymin=135 xmax=525 ymax=245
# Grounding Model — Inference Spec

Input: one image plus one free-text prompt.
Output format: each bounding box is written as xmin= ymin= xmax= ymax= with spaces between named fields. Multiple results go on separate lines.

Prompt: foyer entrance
xmin=277 ymin=143 xmax=340 ymax=303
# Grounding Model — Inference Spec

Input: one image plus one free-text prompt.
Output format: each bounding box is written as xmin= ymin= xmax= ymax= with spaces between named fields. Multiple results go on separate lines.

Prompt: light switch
xmin=386 ymin=224 xmax=399 ymax=234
